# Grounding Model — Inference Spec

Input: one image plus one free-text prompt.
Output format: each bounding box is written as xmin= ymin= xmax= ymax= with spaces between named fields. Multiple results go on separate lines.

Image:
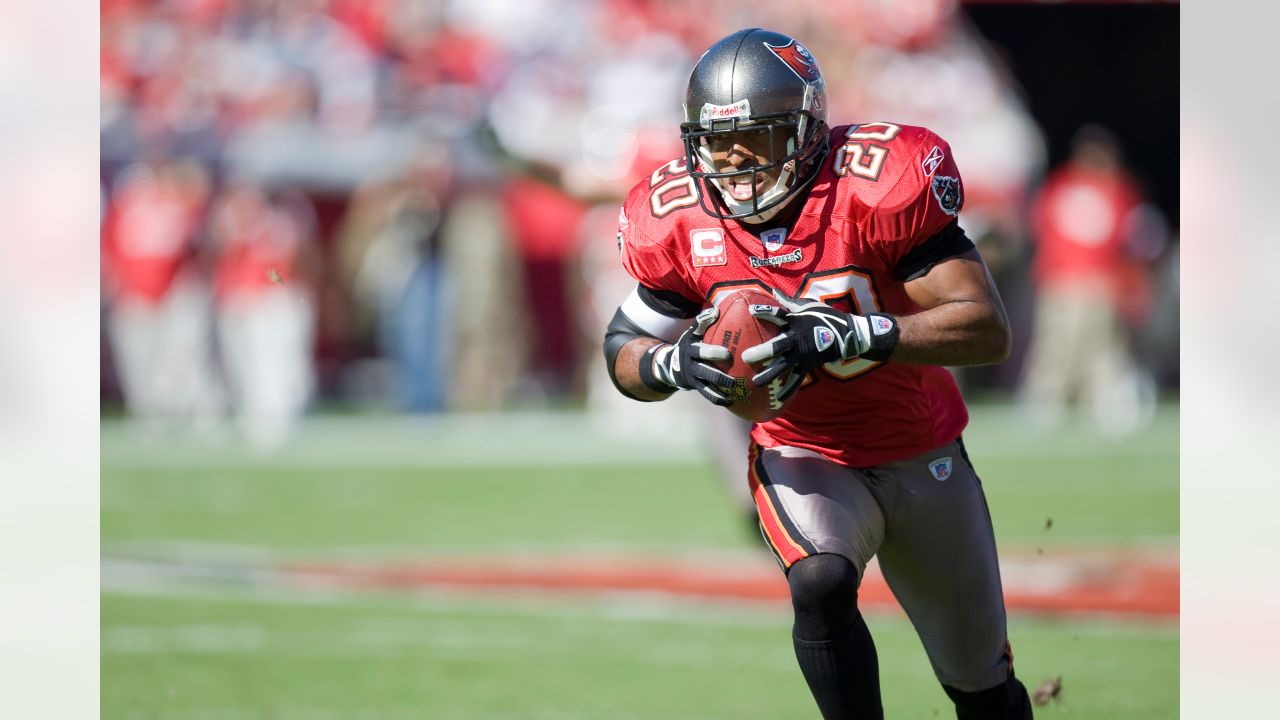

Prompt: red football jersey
xmin=618 ymin=122 xmax=971 ymax=468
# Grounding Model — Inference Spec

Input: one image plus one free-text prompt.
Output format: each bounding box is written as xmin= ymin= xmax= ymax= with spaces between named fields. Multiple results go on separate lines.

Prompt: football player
xmin=602 ymin=29 xmax=1032 ymax=719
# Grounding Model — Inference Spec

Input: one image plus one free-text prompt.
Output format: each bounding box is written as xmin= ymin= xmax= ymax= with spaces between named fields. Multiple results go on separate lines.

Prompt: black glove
xmin=742 ymin=288 xmax=899 ymax=393
xmin=639 ymin=307 xmax=736 ymax=406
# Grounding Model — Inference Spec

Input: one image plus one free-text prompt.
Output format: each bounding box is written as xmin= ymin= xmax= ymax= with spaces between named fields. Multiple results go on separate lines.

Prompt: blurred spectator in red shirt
xmin=102 ymin=159 xmax=225 ymax=434
xmin=209 ymin=183 xmax=319 ymax=449
xmin=1019 ymin=125 xmax=1163 ymax=434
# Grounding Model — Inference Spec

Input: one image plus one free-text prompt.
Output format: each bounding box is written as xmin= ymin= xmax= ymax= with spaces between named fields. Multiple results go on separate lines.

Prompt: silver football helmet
xmin=681 ymin=28 xmax=830 ymax=221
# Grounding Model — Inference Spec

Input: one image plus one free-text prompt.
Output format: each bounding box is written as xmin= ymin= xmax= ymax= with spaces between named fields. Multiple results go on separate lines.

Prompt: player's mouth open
xmin=726 ymin=173 xmax=767 ymax=200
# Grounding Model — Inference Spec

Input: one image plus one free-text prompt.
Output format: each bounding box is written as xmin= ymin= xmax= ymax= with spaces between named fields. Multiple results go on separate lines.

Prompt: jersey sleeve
xmin=864 ymin=130 xmax=969 ymax=274
xmin=616 ymin=184 xmax=700 ymax=304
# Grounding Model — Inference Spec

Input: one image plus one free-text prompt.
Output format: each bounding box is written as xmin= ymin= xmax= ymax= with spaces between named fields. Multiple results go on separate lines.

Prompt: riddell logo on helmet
xmin=700 ymin=99 xmax=752 ymax=126
xmin=764 ymin=40 xmax=820 ymax=82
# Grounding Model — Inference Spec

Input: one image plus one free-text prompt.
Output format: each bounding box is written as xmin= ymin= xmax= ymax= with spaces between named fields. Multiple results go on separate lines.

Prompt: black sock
xmin=792 ymin=611 xmax=883 ymax=720
xmin=943 ymin=671 xmax=1033 ymax=720
xmin=788 ymin=554 xmax=883 ymax=720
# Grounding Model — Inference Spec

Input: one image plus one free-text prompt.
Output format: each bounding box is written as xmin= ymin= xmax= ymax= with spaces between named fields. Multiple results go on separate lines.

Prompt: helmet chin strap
xmin=737 ymin=193 xmax=796 ymax=224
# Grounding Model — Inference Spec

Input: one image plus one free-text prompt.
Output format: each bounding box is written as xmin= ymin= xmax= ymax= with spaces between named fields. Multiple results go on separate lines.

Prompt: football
xmin=704 ymin=287 xmax=795 ymax=423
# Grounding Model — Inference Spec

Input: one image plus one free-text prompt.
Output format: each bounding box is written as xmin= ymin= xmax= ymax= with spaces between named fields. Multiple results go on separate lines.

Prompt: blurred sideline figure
xmin=343 ymin=146 xmax=456 ymax=412
xmin=501 ymin=172 xmax=589 ymax=399
xmin=438 ymin=181 xmax=530 ymax=411
xmin=1018 ymin=124 xmax=1165 ymax=434
xmin=335 ymin=139 xmax=528 ymax=413
xmin=208 ymin=183 xmax=319 ymax=449
xmin=102 ymin=160 xmax=224 ymax=436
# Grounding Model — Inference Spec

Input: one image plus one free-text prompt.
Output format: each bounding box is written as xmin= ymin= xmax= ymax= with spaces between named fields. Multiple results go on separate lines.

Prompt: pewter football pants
xmin=749 ymin=439 xmax=1014 ymax=693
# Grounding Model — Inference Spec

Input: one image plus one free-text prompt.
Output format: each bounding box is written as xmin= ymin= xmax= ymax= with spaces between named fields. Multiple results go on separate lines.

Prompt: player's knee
xmin=787 ymin=553 xmax=860 ymax=640
xmin=943 ymin=671 xmax=1033 ymax=720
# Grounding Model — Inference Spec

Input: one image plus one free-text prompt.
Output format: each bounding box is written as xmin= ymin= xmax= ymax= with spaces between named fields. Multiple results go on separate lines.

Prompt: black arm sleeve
xmin=893 ymin=220 xmax=976 ymax=282
xmin=603 ymin=307 xmax=674 ymax=402
xmin=638 ymin=285 xmax=702 ymax=319
xmin=602 ymin=284 xmax=700 ymax=402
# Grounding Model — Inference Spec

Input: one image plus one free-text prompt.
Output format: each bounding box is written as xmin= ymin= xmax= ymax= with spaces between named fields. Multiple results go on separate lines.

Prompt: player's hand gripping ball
xmin=704 ymin=288 xmax=797 ymax=422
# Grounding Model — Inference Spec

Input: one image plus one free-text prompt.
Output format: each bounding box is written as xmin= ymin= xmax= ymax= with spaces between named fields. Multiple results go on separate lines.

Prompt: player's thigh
xmin=749 ymin=444 xmax=886 ymax=580
xmin=875 ymin=439 xmax=1011 ymax=692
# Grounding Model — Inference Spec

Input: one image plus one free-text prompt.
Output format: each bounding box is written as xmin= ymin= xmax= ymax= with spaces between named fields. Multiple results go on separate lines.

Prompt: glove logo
xmin=871 ymin=316 xmax=895 ymax=336
xmin=928 ymin=457 xmax=953 ymax=481
xmin=814 ymin=326 xmax=835 ymax=352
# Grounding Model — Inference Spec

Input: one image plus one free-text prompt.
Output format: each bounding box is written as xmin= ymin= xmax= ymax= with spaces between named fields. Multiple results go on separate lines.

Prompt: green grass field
xmin=102 ymin=404 xmax=1178 ymax=719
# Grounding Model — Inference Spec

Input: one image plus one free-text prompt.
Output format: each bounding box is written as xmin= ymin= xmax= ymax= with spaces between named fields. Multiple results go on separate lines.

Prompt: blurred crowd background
xmin=98 ymin=0 xmax=1180 ymax=448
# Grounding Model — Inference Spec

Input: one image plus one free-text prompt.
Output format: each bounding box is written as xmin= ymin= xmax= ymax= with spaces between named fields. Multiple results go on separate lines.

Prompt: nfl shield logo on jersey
xmin=761 ymin=228 xmax=787 ymax=252
xmin=928 ymin=457 xmax=953 ymax=481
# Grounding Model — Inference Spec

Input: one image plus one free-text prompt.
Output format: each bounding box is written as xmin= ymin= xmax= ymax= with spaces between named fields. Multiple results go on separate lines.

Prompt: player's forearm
xmin=888 ymin=301 xmax=1011 ymax=366
xmin=612 ymin=336 xmax=675 ymax=401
